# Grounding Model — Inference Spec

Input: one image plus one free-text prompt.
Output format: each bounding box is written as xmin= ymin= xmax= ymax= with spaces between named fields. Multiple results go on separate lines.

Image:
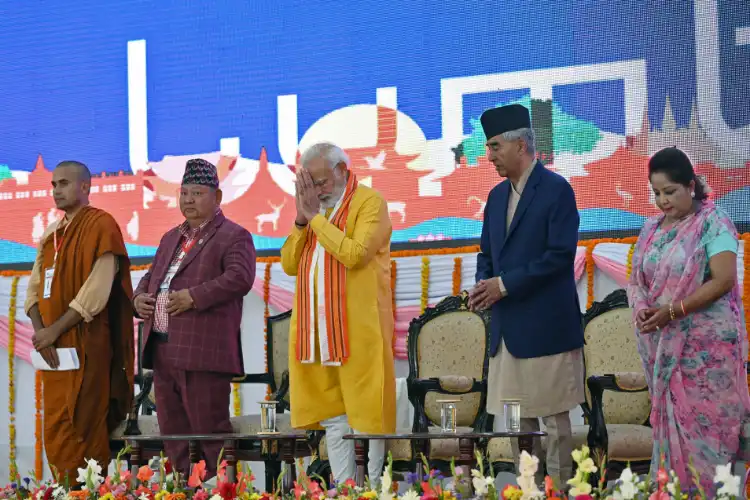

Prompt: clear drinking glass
xmin=437 ymin=399 xmax=460 ymax=432
xmin=259 ymin=400 xmax=278 ymax=433
xmin=503 ymin=400 xmax=521 ymax=432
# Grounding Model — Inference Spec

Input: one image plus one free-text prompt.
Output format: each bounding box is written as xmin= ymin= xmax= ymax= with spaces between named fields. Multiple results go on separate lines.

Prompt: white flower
xmin=619 ymin=468 xmax=634 ymax=484
xmin=209 ymin=495 xmax=223 ymax=500
xmin=713 ymin=463 xmax=741 ymax=497
xmin=84 ymin=458 xmax=102 ymax=475
xmin=75 ymin=458 xmax=103 ymax=489
xmin=518 ymin=450 xmax=539 ymax=477
xmin=379 ymin=469 xmax=393 ymax=500
xmin=52 ymin=486 xmax=66 ymax=500
xmin=666 ymin=482 xmax=676 ymax=497
xmin=399 ymin=491 xmax=420 ymax=500
xmin=470 ymin=470 xmax=494 ymax=496
xmin=613 ymin=481 xmax=636 ymax=500
xmin=138 ymin=494 xmax=151 ymax=500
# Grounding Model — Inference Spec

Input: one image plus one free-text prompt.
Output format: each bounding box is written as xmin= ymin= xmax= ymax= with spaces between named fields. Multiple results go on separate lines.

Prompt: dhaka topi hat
xmin=480 ymin=104 xmax=532 ymax=139
xmin=182 ymin=158 xmax=219 ymax=189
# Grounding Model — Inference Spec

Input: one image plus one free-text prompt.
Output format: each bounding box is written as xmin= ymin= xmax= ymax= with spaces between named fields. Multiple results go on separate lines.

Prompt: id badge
xmin=43 ymin=267 xmax=55 ymax=299
xmin=160 ymin=264 xmax=179 ymax=290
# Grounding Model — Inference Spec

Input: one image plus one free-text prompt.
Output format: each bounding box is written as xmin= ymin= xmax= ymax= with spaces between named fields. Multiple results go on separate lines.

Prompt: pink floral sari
xmin=628 ymin=201 xmax=750 ymax=491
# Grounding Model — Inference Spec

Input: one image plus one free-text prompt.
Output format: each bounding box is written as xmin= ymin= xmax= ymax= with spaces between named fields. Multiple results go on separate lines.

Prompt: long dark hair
xmin=648 ymin=147 xmax=708 ymax=200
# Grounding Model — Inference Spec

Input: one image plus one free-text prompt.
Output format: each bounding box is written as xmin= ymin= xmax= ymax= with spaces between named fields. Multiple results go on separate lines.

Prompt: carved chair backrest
xmin=583 ymin=289 xmax=651 ymax=425
xmin=268 ymin=310 xmax=292 ymax=404
xmin=408 ymin=292 xmax=490 ymax=428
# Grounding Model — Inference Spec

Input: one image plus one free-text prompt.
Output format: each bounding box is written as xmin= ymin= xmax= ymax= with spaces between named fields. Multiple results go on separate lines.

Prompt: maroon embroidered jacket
xmin=134 ymin=211 xmax=256 ymax=374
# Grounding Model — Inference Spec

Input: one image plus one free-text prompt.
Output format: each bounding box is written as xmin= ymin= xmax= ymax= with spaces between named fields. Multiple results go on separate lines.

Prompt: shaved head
xmin=52 ymin=160 xmax=92 ymax=213
xmin=55 ymin=160 xmax=92 ymax=183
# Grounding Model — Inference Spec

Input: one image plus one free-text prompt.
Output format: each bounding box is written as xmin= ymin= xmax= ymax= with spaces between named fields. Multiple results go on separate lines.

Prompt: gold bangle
xmin=680 ymin=300 xmax=686 ymax=317
xmin=669 ymin=303 xmax=675 ymax=321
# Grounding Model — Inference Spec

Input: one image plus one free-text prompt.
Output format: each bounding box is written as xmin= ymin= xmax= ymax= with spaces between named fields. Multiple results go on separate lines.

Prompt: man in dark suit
xmin=468 ymin=104 xmax=584 ymax=485
xmin=133 ymin=158 xmax=256 ymax=477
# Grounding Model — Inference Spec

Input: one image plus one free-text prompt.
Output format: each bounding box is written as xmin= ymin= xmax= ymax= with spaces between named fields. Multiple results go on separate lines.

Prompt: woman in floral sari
xmin=628 ymin=147 xmax=749 ymax=490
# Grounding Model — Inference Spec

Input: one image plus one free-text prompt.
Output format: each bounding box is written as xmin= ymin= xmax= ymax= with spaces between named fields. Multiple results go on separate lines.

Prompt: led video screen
xmin=0 ymin=1 xmax=748 ymax=264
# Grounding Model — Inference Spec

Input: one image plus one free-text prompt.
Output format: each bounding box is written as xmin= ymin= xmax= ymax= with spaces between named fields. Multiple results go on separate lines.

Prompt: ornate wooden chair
xmin=307 ymin=292 xmax=490 ymax=479
xmin=110 ymin=310 xmax=316 ymax=488
xmin=397 ymin=292 xmax=491 ymax=472
xmin=584 ymin=289 xmax=652 ymax=479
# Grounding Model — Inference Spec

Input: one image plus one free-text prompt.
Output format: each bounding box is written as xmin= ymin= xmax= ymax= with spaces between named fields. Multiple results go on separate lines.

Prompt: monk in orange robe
xmin=26 ymin=161 xmax=134 ymax=485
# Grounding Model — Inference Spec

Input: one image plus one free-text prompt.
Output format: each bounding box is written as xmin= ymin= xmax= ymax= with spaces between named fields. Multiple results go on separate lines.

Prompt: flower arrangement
xmin=1 ymin=446 xmax=744 ymax=500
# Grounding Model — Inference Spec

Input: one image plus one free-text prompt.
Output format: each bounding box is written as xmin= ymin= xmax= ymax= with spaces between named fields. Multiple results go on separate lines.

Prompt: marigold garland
xmin=625 ymin=244 xmax=636 ymax=280
xmin=452 ymin=257 xmax=463 ymax=296
xmin=390 ymin=260 xmax=397 ymax=354
xmin=34 ymin=371 xmax=43 ymax=480
xmin=7 ymin=276 xmax=19 ymax=482
xmin=420 ymin=257 xmax=430 ymax=314
xmin=585 ymin=243 xmax=596 ymax=310
xmin=262 ymin=262 xmax=272 ymax=400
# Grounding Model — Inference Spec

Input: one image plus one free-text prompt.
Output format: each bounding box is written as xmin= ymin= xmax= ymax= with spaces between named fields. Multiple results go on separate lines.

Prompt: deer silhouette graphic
xmin=256 ymin=200 xmax=286 ymax=233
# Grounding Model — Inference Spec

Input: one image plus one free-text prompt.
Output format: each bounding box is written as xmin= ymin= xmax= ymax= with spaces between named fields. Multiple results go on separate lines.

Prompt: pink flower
xmin=649 ymin=492 xmax=670 ymax=500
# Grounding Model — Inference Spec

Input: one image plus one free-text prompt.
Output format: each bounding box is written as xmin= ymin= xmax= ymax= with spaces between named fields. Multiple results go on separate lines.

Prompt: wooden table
xmin=343 ymin=430 xmax=547 ymax=487
xmin=126 ymin=432 xmax=307 ymax=492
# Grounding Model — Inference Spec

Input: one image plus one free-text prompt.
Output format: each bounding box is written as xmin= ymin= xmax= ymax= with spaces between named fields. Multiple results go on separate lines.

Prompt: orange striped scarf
xmin=296 ymin=172 xmax=358 ymax=365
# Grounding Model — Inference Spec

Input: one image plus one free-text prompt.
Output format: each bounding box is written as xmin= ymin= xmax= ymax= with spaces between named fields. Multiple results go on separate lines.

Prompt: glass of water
xmin=259 ymin=400 xmax=278 ymax=433
xmin=502 ymin=400 xmax=521 ymax=433
xmin=437 ymin=398 xmax=460 ymax=432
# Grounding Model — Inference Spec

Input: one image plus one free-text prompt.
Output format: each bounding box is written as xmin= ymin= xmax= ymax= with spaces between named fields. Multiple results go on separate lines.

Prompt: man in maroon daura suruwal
xmin=133 ymin=159 xmax=256 ymax=478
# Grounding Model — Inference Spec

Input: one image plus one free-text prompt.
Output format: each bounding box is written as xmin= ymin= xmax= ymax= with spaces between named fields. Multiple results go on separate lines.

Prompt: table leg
xmin=188 ymin=440 xmax=199 ymax=478
xmin=280 ymin=439 xmax=297 ymax=494
xmin=353 ymin=439 xmax=367 ymax=487
xmin=517 ymin=435 xmax=533 ymax=457
xmin=129 ymin=441 xmax=142 ymax=487
xmin=223 ymin=439 xmax=237 ymax=484
xmin=457 ymin=437 xmax=475 ymax=468
xmin=458 ymin=438 xmax=478 ymax=497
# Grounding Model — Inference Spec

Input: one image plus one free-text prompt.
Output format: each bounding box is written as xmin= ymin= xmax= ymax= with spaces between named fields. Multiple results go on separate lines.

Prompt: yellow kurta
xmin=281 ymin=185 xmax=396 ymax=434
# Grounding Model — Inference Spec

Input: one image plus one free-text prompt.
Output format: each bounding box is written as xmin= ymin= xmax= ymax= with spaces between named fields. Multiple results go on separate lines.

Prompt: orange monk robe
xmin=281 ymin=185 xmax=396 ymax=434
xmin=28 ymin=206 xmax=134 ymax=483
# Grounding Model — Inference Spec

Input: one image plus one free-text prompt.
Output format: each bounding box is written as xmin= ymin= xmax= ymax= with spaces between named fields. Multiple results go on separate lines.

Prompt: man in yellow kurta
xmin=281 ymin=142 xmax=396 ymax=485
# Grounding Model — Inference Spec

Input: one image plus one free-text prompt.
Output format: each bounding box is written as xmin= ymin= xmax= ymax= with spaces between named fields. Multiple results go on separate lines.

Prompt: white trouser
xmin=494 ymin=411 xmax=573 ymax=485
xmin=321 ymin=415 xmax=386 ymax=487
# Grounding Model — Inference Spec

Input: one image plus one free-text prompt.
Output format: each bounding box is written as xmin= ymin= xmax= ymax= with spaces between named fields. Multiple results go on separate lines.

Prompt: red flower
xmin=188 ymin=461 xmax=207 ymax=488
xmin=656 ymin=468 xmax=668 ymax=488
xmin=213 ymin=480 xmax=237 ymax=500
xmin=193 ymin=491 xmax=209 ymax=500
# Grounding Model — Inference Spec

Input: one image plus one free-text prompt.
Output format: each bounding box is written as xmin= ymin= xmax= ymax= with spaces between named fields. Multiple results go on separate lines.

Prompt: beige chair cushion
xmin=109 ymin=413 xmax=293 ymax=439
xmin=487 ymin=424 xmax=651 ymax=464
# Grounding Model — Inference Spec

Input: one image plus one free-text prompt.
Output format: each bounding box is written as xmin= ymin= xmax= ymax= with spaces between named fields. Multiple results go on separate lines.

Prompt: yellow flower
xmin=100 ymin=494 xmax=114 ymax=500
xmin=577 ymin=457 xmax=597 ymax=474
xmin=362 ymin=491 xmax=378 ymax=499
xmin=571 ymin=446 xmax=590 ymax=464
xmin=570 ymin=483 xmax=592 ymax=497
xmin=502 ymin=485 xmax=523 ymax=500
xmin=155 ymin=490 xmax=168 ymax=500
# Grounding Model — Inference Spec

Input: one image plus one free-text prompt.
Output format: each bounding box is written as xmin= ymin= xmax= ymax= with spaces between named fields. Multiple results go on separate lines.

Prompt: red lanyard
xmin=181 ymin=236 xmax=197 ymax=257
xmin=52 ymin=220 xmax=70 ymax=262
